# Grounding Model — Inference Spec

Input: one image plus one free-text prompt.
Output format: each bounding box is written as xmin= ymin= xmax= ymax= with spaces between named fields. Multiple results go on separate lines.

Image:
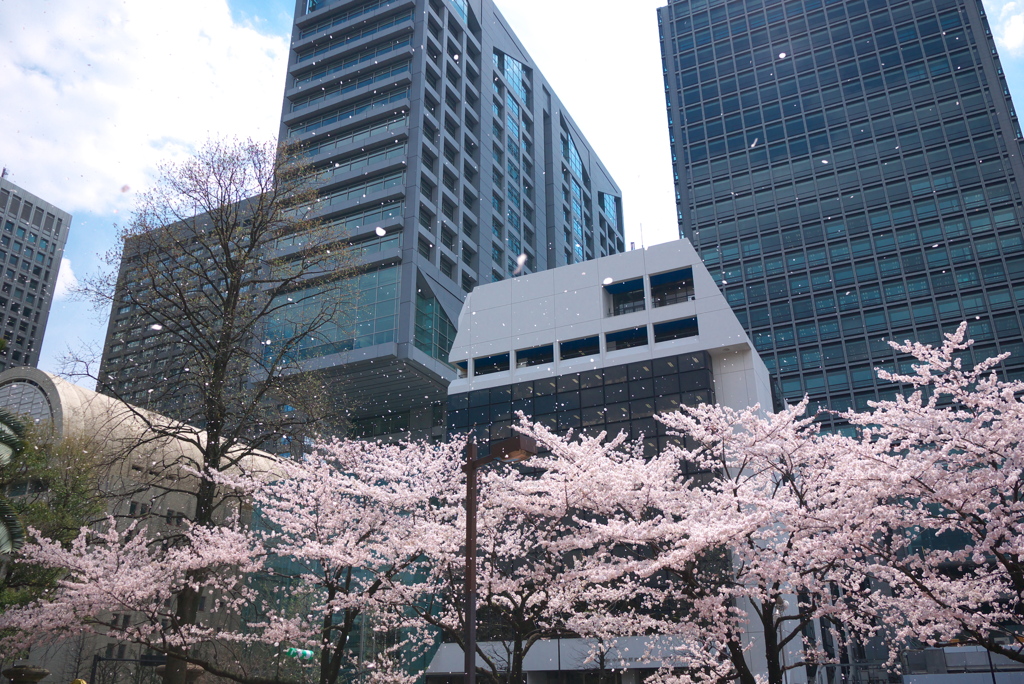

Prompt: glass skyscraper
xmin=274 ymin=0 xmax=623 ymax=439
xmin=100 ymin=0 xmax=624 ymax=441
xmin=659 ymin=0 xmax=1024 ymax=426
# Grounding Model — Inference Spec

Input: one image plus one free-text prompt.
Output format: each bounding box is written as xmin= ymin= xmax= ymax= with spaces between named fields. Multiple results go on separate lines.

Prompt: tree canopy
xmin=5 ymin=324 xmax=1024 ymax=684
xmin=67 ymin=138 xmax=358 ymax=684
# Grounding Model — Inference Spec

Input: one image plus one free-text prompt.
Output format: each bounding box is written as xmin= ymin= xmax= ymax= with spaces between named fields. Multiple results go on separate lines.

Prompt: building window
xmin=440 ymin=257 xmax=455 ymax=280
xmin=441 ymin=228 xmax=456 ymax=251
xmin=516 ymin=344 xmax=554 ymax=367
xmin=605 ymin=278 xmax=645 ymax=316
xmin=418 ymin=238 xmax=433 ymax=259
xmin=606 ymin=327 xmax=649 ymax=351
xmin=560 ymin=336 xmax=599 ymax=360
xmin=474 ymin=353 xmax=510 ymax=376
xmin=414 ymin=290 xmax=456 ymax=365
xmin=448 ymin=351 xmax=714 ymax=450
xmin=651 ymin=268 xmax=695 ymax=306
xmin=654 ymin=317 xmax=700 ymax=343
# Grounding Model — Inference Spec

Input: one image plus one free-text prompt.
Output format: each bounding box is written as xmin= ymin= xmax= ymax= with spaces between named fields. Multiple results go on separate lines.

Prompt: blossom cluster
xmin=3 ymin=324 xmax=1023 ymax=684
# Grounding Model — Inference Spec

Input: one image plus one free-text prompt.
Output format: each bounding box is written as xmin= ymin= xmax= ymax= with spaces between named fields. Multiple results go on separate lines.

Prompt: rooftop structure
xmin=446 ymin=238 xmax=771 ymax=454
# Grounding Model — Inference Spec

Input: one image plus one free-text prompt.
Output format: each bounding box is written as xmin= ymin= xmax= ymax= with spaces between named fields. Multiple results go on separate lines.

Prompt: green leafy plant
xmin=0 ymin=405 xmax=28 ymax=554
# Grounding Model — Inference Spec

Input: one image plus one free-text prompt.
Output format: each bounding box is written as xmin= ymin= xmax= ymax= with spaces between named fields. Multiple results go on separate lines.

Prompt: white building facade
xmin=445 ymin=238 xmax=772 ymax=457
xmin=429 ymin=239 xmax=774 ymax=684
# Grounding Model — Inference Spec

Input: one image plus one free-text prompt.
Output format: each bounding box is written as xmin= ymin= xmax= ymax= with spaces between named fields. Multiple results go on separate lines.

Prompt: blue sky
xmin=227 ymin=0 xmax=295 ymax=36
xmin=2 ymin=0 xmax=1024 ymax=383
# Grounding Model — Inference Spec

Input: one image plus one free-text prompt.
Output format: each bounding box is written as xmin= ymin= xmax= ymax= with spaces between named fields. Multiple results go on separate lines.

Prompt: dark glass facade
xmin=448 ymin=351 xmax=714 ymax=458
xmin=0 ymin=178 xmax=71 ymax=371
xmin=659 ymin=0 xmax=1024 ymax=425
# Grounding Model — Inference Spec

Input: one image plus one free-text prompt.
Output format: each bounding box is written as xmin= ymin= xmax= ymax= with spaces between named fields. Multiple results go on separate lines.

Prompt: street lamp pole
xmin=463 ymin=435 xmax=537 ymax=684
xmin=464 ymin=439 xmax=480 ymax=684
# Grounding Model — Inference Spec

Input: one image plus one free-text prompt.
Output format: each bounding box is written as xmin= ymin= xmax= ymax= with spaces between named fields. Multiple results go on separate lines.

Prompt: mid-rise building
xmin=275 ymin=0 xmax=624 ymax=439
xmin=660 ymin=0 xmax=1024 ymax=427
xmin=445 ymin=238 xmax=771 ymax=455
xmin=0 ymin=177 xmax=71 ymax=370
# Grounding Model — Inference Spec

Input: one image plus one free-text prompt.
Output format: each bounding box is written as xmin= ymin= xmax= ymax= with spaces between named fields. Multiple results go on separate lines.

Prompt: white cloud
xmin=990 ymin=1 xmax=1024 ymax=55
xmin=0 ymin=0 xmax=288 ymax=216
xmin=53 ymin=258 xmax=78 ymax=301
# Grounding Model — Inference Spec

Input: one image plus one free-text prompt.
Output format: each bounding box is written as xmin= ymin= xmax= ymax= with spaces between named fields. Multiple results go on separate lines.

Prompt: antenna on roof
xmin=0 ymin=168 xmax=7 ymax=180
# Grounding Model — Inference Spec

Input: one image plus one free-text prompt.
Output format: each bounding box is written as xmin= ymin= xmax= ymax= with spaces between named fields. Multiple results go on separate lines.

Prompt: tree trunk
xmin=726 ymin=635 xmax=759 ymax=684
xmin=163 ymin=441 xmax=218 ymax=684
xmin=164 ymin=586 xmax=202 ymax=684
xmin=761 ymin=606 xmax=783 ymax=684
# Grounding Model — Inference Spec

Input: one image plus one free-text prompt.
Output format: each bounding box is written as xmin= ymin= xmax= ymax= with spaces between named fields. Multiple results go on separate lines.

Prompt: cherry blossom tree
xmin=514 ymin=324 xmax=1024 ymax=682
xmin=411 ymin=433 xmax=643 ymax=684
xmin=0 ymin=438 xmax=464 ymax=684
xmin=0 ymin=515 xmax=264 ymax=677
xmin=10 ymin=321 xmax=1024 ymax=684
xmin=245 ymin=438 xmax=464 ymax=684
xmin=831 ymin=323 xmax=1024 ymax=666
xmin=66 ymin=137 xmax=356 ymax=684
xmin=514 ymin=405 xmax=878 ymax=684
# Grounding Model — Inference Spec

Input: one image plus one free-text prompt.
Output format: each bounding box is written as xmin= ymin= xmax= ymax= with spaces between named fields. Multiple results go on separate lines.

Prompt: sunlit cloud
xmin=0 ymin=0 xmax=288 ymax=216
xmin=53 ymin=258 xmax=78 ymax=301
xmin=991 ymin=1 xmax=1024 ymax=54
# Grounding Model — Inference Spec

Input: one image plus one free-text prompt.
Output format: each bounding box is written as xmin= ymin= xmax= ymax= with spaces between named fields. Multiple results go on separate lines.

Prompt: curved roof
xmin=0 ymin=367 xmax=170 ymax=441
xmin=0 ymin=367 xmax=280 ymax=479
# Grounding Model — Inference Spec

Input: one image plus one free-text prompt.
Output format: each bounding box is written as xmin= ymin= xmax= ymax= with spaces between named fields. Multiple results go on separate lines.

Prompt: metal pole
xmin=464 ymin=440 xmax=478 ymax=684
xmin=90 ymin=655 xmax=101 ymax=684
xmin=556 ymin=633 xmax=561 ymax=684
xmin=987 ymin=648 xmax=998 ymax=684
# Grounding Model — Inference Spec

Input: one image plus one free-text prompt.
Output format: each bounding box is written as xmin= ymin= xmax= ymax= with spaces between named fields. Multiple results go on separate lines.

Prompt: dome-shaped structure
xmin=0 ymin=367 xmax=130 ymax=440
xmin=0 ymin=369 xmax=279 ymax=678
xmin=0 ymin=366 xmax=279 ymax=484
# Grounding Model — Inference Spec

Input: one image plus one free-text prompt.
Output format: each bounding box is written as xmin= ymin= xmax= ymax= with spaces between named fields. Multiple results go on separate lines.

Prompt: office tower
xmin=445 ymin=239 xmax=771 ymax=457
xmin=0 ymin=177 xmax=71 ymax=371
xmin=660 ymin=0 xmax=1024 ymax=425
xmin=272 ymin=0 xmax=624 ymax=438
xmin=99 ymin=0 xmax=623 ymax=439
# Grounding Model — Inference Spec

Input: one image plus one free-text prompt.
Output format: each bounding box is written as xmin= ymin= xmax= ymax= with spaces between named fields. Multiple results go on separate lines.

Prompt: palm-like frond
xmin=0 ymin=496 xmax=26 ymax=553
xmin=0 ymin=408 xmax=28 ymax=552
xmin=0 ymin=407 xmax=27 ymax=466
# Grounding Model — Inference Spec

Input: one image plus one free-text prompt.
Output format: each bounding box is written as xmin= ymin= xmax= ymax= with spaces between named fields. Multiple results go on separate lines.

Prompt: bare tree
xmin=70 ymin=138 xmax=356 ymax=684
